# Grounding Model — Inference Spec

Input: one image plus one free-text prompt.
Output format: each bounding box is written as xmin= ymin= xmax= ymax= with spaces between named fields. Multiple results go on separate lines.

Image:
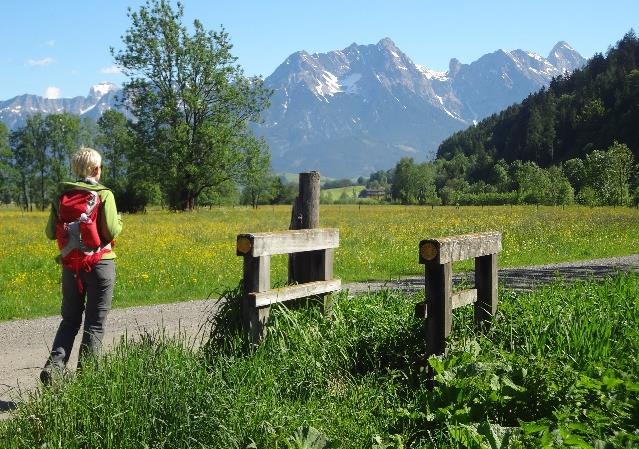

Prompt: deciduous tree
xmin=113 ymin=0 xmax=271 ymax=210
xmin=97 ymin=110 xmax=132 ymax=184
xmin=14 ymin=115 xmax=48 ymax=210
xmin=45 ymin=113 xmax=81 ymax=188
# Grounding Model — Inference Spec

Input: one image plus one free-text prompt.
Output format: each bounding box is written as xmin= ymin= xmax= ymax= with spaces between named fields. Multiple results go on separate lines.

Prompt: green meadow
xmin=1 ymin=205 xmax=638 ymax=320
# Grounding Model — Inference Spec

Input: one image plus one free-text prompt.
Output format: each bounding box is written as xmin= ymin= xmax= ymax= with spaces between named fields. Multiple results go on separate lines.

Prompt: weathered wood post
xmin=474 ymin=253 xmax=498 ymax=328
xmin=423 ymin=252 xmax=453 ymax=357
xmin=237 ymin=229 xmax=341 ymax=342
xmin=289 ymin=171 xmax=321 ymax=283
xmin=418 ymin=232 xmax=502 ymax=362
xmin=238 ymin=238 xmax=271 ymax=343
xmin=288 ymin=171 xmax=333 ymax=313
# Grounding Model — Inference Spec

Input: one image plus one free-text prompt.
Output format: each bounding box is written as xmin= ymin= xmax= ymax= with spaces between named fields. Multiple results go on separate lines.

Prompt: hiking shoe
xmin=40 ymin=365 xmax=64 ymax=386
xmin=40 ymin=368 xmax=52 ymax=386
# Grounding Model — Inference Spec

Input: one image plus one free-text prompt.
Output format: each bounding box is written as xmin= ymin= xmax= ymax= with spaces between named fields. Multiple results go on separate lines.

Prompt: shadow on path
xmin=0 ymin=400 xmax=17 ymax=412
xmin=353 ymin=258 xmax=639 ymax=294
xmin=497 ymin=264 xmax=637 ymax=290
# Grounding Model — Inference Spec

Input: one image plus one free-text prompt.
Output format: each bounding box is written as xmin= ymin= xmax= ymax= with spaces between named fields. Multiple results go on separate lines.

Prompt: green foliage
xmin=437 ymin=30 xmax=639 ymax=183
xmin=0 ymin=122 xmax=17 ymax=205
xmin=11 ymin=114 xmax=47 ymax=210
xmin=44 ymin=113 xmax=81 ymax=190
xmin=575 ymin=141 xmax=635 ymax=206
xmin=112 ymin=0 xmax=271 ymax=210
xmin=95 ymin=109 xmax=156 ymax=212
xmin=367 ymin=169 xmax=392 ymax=190
xmin=97 ymin=110 xmax=132 ymax=184
xmin=2 ymin=275 xmax=638 ymax=447
xmin=605 ymin=141 xmax=634 ymax=205
xmin=110 ymin=179 xmax=162 ymax=213
xmin=391 ymin=157 xmax=440 ymax=205
xmin=272 ymin=178 xmax=298 ymax=204
xmin=445 ymin=191 xmax=519 ymax=206
xmin=198 ymin=180 xmax=239 ymax=207
xmin=239 ymin=141 xmax=274 ymax=208
xmin=562 ymin=158 xmax=586 ymax=192
xmin=283 ymin=425 xmax=335 ymax=449
xmin=423 ymin=30 xmax=639 ymax=208
xmin=7 ymin=113 xmax=85 ymax=210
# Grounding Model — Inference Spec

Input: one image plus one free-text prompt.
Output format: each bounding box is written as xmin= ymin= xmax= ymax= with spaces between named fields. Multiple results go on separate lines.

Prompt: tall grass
xmin=1 ymin=275 xmax=638 ymax=448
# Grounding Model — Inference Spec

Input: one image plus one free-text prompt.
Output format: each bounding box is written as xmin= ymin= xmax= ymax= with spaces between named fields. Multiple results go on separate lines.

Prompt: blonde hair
xmin=71 ymin=147 xmax=102 ymax=178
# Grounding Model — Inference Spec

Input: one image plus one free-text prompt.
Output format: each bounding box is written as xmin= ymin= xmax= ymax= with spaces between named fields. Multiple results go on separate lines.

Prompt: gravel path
xmin=2 ymin=254 xmax=638 ymax=419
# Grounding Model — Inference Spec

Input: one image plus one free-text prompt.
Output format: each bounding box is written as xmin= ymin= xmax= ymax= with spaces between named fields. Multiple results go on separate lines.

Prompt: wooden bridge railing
xmin=415 ymin=231 xmax=502 ymax=358
xmin=236 ymin=228 xmax=341 ymax=342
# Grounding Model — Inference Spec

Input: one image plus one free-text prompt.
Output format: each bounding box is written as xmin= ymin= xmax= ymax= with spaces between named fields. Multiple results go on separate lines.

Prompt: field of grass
xmin=1 ymin=204 xmax=638 ymax=320
xmin=1 ymin=275 xmax=638 ymax=448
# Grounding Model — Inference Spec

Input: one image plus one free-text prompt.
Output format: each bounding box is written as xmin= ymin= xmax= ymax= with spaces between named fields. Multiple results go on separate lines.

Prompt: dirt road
xmin=2 ymin=254 xmax=637 ymax=418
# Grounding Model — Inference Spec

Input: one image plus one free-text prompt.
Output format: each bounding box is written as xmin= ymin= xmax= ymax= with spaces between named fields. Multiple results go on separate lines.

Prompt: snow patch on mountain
xmin=416 ymin=65 xmax=448 ymax=81
xmin=315 ymin=70 xmax=340 ymax=97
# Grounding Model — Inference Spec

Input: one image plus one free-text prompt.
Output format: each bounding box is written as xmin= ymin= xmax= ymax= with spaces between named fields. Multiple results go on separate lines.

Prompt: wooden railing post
xmin=242 ymin=255 xmax=270 ymax=343
xmin=425 ymin=261 xmax=452 ymax=357
xmin=289 ymin=171 xmax=321 ymax=284
xmin=418 ymin=232 xmax=502 ymax=372
xmin=474 ymin=253 xmax=498 ymax=328
xmin=288 ymin=171 xmax=334 ymax=313
xmin=237 ymin=228 xmax=341 ymax=342
xmin=319 ymin=248 xmax=335 ymax=316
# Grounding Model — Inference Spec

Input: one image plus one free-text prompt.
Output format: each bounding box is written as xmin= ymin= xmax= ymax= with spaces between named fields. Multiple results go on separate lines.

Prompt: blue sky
xmin=1 ymin=0 xmax=636 ymax=100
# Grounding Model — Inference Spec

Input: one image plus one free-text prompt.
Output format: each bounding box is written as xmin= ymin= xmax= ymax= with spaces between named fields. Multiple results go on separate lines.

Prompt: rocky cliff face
xmin=255 ymin=38 xmax=585 ymax=176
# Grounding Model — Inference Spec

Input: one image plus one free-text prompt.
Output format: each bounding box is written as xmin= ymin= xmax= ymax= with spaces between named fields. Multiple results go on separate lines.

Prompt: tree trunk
xmin=40 ymin=167 xmax=45 ymax=211
xmin=21 ymin=173 xmax=29 ymax=211
xmin=187 ymin=193 xmax=195 ymax=211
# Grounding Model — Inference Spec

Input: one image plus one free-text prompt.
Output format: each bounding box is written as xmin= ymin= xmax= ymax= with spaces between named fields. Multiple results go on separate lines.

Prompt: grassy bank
xmin=1 ymin=204 xmax=638 ymax=320
xmin=2 ymin=275 xmax=638 ymax=448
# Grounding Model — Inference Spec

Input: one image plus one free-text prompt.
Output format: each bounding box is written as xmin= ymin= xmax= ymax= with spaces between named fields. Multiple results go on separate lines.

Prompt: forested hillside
xmin=438 ymin=31 xmax=639 ymax=165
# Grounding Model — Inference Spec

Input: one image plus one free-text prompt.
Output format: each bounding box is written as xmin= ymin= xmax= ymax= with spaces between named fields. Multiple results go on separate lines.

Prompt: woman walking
xmin=41 ymin=147 xmax=122 ymax=384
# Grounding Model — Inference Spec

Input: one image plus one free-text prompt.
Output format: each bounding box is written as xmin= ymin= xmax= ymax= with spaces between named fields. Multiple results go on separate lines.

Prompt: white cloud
xmin=44 ymin=86 xmax=61 ymax=99
xmin=27 ymin=57 xmax=54 ymax=67
xmin=100 ymin=65 xmax=122 ymax=75
xmin=45 ymin=40 xmax=56 ymax=47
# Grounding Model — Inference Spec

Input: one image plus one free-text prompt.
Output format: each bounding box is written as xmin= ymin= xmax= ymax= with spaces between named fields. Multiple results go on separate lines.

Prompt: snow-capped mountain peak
xmin=416 ymin=64 xmax=448 ymax=81
xmin=89 ymin=82 xmax=119 ymax=99
xmin=547 ymin=41 xmax=586 ymax=73
xmin=256 ymin=38 xmax=586 ymax=177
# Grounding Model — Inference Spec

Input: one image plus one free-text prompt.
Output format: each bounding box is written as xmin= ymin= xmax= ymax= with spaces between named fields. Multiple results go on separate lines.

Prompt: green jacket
xmin=46 ymin=181 xmax=123 ymax=260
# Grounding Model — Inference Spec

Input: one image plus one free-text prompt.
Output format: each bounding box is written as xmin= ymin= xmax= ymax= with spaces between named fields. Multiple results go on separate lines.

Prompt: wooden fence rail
xmin=415 ymin=231 xmax=502 ymax=358
xmin=236 ymin=228 xmax=341 ymax=342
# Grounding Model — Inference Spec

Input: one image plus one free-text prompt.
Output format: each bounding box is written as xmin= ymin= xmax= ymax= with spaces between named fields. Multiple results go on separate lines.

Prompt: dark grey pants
xmin=45 ymin=259 xmax=115 ymax=369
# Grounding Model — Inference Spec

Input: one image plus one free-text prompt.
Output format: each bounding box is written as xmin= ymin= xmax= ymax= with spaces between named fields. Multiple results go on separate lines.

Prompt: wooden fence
xmin=415 ymin=231 xmax=502 ymax=358
xmin=235 ymin=171 xmax=502 ymax=369
xmin=236 ymin=228 xmax=341 ymax=342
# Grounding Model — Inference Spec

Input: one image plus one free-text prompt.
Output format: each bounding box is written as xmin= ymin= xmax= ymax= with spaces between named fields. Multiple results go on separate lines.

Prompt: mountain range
xmin=0 ymin=82 xmax=121 ymax=130
xmin=0 ymin=39 xmax=585 ymax=177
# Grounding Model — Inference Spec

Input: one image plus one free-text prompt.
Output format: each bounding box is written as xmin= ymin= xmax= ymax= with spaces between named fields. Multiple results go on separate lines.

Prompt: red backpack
xmin=55 ymin=189 xmax=112 ymax=292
